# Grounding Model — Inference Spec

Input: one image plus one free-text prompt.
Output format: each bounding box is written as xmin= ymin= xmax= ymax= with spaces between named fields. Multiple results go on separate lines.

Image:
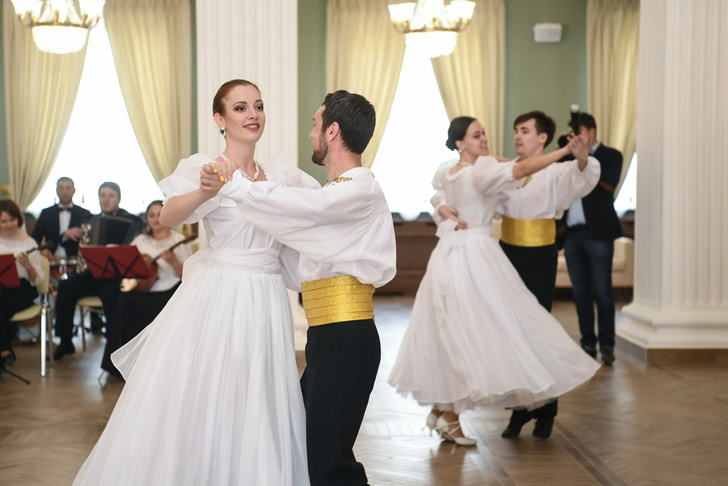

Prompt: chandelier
xmin=9 ymin=0 xmax=105 ymax=54
xmin=388 ymin=0 xmax=476 ymax=58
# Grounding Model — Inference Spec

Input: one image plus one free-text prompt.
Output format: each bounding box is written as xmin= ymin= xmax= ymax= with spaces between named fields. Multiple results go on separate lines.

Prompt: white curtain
xmin=587 ymin=0 xmax=640 ymax=192
xmin=104 ymin=0 xmax=192 ymax=180
xmin=2 ymin=0 xmax=88 ymax=209
xmin=326 ymin=0 xmax=406 ymax=168
xmin=431 ymin=0 xmax=506 ymax=155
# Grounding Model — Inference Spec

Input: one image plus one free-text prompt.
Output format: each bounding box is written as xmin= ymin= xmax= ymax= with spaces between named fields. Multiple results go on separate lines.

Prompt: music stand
xmin=79 ymin=246 xmax=151 ymax=281
xmin=0 ymin=254 xmax=21 ymax=289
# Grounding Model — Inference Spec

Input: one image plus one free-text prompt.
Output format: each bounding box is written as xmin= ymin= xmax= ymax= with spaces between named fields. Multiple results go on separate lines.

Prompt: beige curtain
xmin=2 ymin=0 xmax=88 ymax=209
xmin=104 ymin=0 xmax=192 ymax=181
xmin=587 ymin=0 xmax=640 ymax=192
xmin=431 ymin=0 xmax=506 ymax=156
xmin=326 ymin=0 xmax=406 ymax=168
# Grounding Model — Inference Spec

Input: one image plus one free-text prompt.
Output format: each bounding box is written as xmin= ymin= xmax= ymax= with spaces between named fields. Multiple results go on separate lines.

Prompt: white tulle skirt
xmin=388 ymin=227 xmax=600 ymax=414
xmin=73 ymin=248 xmax=309 ymax=486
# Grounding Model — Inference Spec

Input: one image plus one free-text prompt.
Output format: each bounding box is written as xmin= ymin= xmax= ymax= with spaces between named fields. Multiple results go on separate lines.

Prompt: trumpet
xmin=74 ymin=222 xmax=92 ymax=274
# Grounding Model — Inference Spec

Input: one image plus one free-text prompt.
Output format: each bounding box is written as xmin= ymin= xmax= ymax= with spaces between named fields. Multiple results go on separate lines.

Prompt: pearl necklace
xmin=220 ymin=153 xmax=260 ymax=182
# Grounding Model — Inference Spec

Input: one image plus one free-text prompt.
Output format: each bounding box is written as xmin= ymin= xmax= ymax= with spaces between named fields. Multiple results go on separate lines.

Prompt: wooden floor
xmin=1 ymin=296 xmax=727 ymax=485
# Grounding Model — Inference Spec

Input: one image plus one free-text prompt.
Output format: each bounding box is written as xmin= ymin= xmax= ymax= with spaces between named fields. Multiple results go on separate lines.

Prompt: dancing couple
xmin=72 ymin=81 xmax=395 ymax=486
xmin=389 ymin=114 xmax=602 ymax=444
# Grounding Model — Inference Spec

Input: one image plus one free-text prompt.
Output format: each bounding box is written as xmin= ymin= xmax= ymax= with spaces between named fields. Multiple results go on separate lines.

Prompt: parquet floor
xmin=1 ymin=296 xmax=727 ymax=485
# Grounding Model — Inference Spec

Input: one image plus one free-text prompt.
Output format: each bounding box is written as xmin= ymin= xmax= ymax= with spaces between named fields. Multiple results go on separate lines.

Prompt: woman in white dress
xmin=388 ymin=117 xmax=600 ymax=445
xmin=73 ymin=80 xmax=318 ymax=485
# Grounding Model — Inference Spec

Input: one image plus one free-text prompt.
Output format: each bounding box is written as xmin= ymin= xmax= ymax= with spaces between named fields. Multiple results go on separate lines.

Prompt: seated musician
xmin=104 ymin=200 xmax=192 ymax=378
xmin=53 ymin=182 xmax=143 ymax=361
xmin=0 ymin=200 xmax=44 ymax=368
xmin=31 ymin=177 xmax=91 ymax=261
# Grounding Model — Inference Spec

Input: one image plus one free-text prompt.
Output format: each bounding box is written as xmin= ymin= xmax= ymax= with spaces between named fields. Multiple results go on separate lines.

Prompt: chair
xmin=10 ymin=256 xmax=53 ymax=377
xmin=76 ymin=296 xmax=104 ymax=351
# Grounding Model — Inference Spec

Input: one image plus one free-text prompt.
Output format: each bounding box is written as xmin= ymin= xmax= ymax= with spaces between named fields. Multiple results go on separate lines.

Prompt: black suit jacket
xmin=31 ymin=204 xmax=92 ymax=257
xmin=564 ymin=143 xmax=624 ymax=241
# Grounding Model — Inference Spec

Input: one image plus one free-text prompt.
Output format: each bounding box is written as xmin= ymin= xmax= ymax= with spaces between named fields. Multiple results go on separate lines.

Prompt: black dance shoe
xmin=582 ymin=346 xmax=597 ymax=359
xmin=601 ymin=347 xmax=615 ymax=366
xmin=53 ymin=341 xmax=76 ymax=360
xmin=501 ymin=409 xmax=533 ymax=438
xmin=532 ymin=419 xmax=554 ymax=439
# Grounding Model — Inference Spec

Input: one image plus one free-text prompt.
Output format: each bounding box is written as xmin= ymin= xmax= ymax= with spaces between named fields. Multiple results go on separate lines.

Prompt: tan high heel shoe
xmin=436 ymin=416 xmax=477 ymax=446
xmin=423 ymin=412 xmax=439 ymax=436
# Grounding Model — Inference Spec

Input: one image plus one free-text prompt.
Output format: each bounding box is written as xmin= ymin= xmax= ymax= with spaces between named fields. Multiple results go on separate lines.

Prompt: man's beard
xmin=311 ymin=135 xmax=328 ymax=166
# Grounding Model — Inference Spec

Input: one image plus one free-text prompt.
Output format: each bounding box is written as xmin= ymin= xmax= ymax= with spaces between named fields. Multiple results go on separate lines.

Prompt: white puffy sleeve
xmin=430 ymin=160 xmax=457 ymax=225
xmin=158 ymin=154 xmax=221 ymax=224
xmin=29 ymin=246 xmax=44 ymax=286
xmin=472 ymin=156 xmax=519 ymax=193
xmin=552 ymin=157 xmax=601 ymax=213
xmin=266 ymin=154 xmax=323 ymax=189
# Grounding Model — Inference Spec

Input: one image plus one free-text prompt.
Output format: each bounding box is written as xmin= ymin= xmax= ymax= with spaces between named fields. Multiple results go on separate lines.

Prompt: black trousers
xmin=300 ymin=319 xmax=380 ymax=486
xmin=500 ymin=241 xmax=559 ymax=418
xmin=499 ymin=241 xmax=558 ymax=312
xmin=98 ymin=284 xmax=180 ymax=378
xmin=0 ymin=280 xmax=38 ymax=352
xmin=55 ymin=270 xmax=121 ymax=350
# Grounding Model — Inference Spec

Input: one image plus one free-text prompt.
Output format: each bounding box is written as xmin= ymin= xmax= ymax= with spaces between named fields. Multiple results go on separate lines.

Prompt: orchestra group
xmin=1 ymin=177 xmax=194 ymax=381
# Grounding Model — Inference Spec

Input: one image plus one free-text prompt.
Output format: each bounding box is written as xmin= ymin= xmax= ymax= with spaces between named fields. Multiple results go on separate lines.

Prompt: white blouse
xmin=0 ymin=236 xmax=44 ymax=286
xmin=496 ymin=157 xmax=601 ymax=220
xmin=130 ymin=232 xmax=193 ymax=292
xmin=218 ymin=166 xmax=397 ymax=289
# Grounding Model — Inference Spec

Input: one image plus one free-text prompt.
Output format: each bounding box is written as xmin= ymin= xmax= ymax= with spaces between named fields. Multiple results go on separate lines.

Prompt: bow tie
xmin=59 ymin=207 xmax=72 ymax=212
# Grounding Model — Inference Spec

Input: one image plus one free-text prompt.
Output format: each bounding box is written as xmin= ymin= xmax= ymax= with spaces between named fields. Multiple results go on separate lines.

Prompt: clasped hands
xmin=199 ymin=160 xmax=236 ymax=197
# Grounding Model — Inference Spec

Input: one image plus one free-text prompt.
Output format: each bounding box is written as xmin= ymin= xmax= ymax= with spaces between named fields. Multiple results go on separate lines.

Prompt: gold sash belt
xmin=301 ymin=276 xmax=375 ymax=326
xmin=500 ymin=216 xmax=556 ymax=247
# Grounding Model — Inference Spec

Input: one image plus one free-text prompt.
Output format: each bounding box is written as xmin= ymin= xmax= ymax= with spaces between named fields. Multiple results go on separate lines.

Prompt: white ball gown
xmin=73 ymin=155 xmax=311 ymax=486
xmin=388 ymin=157 xmax=600 ymax=414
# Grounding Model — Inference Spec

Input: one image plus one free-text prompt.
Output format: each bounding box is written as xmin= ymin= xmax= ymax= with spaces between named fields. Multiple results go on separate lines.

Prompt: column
xmin=618 ymin=0 xmax=728 ymax=363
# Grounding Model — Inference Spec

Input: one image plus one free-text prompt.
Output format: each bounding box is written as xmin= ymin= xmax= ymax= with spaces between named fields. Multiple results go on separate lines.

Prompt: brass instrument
xmin=74 ymin=222 xmax=92 ymax=274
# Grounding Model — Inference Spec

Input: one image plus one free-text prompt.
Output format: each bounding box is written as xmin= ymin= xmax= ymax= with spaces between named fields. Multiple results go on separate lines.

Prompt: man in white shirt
xmin=434 ymin=111 xmax=600 ymax=441
xmin=204 ymin=91 xmax=396 ymax=486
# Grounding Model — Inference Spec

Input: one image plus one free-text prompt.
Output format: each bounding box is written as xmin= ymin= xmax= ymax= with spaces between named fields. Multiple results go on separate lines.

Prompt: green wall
xmin=294 ymin=0 xmax=589 ymax=162
xmin=297 ymin=0 xmax=327 ymax=183
xmin=0 ymin=4 xmax=8 ymax=187
xmin=503 ymin=0 xmax=588 ymax=158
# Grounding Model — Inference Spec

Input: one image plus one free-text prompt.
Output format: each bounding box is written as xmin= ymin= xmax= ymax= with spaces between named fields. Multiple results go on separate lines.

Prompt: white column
xmin=619 ymin=0 xmax=728 ymax=353
xmin=196 ymin=1 xmax=308 ymax=350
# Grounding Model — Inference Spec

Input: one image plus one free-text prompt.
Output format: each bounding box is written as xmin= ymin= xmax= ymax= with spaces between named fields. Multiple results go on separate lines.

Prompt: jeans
xmin=564 ymin=229 xmax=615 ymax=351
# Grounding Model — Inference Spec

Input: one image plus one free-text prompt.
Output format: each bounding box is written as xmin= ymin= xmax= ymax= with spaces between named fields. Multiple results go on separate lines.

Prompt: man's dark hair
xmin=57 ymin=176 xmax=74 ymax=187
xmin=578 ymin=112 xmax=597 ymax=132
xmin=321 ymin=90 xmax=376 ymax=155
xmin=513 ymin=111 xmax=557 ymax=148
xmin=98 ymin=181 xmax=121 ymax=199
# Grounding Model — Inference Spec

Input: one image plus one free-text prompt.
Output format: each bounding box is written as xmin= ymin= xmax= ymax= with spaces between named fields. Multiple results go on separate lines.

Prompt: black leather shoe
xmin=601 ymin=347 xmax=615 ymax=366
xmin=582 ymin=346 xmax=597 ymax=359
xmin=53 ymin=342 xmax=76 ymax=360
xmin=533 ymin=419 xmax=554 ymax=439
xmin=501 ymin=408 xmax=532 ymax=438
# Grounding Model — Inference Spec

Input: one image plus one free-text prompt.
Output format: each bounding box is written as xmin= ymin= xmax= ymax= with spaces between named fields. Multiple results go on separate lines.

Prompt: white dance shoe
xmin=423 ymin=412 xmax=439 ymax=436
xmin=436 ymin=416 xmax=477 ymax=446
